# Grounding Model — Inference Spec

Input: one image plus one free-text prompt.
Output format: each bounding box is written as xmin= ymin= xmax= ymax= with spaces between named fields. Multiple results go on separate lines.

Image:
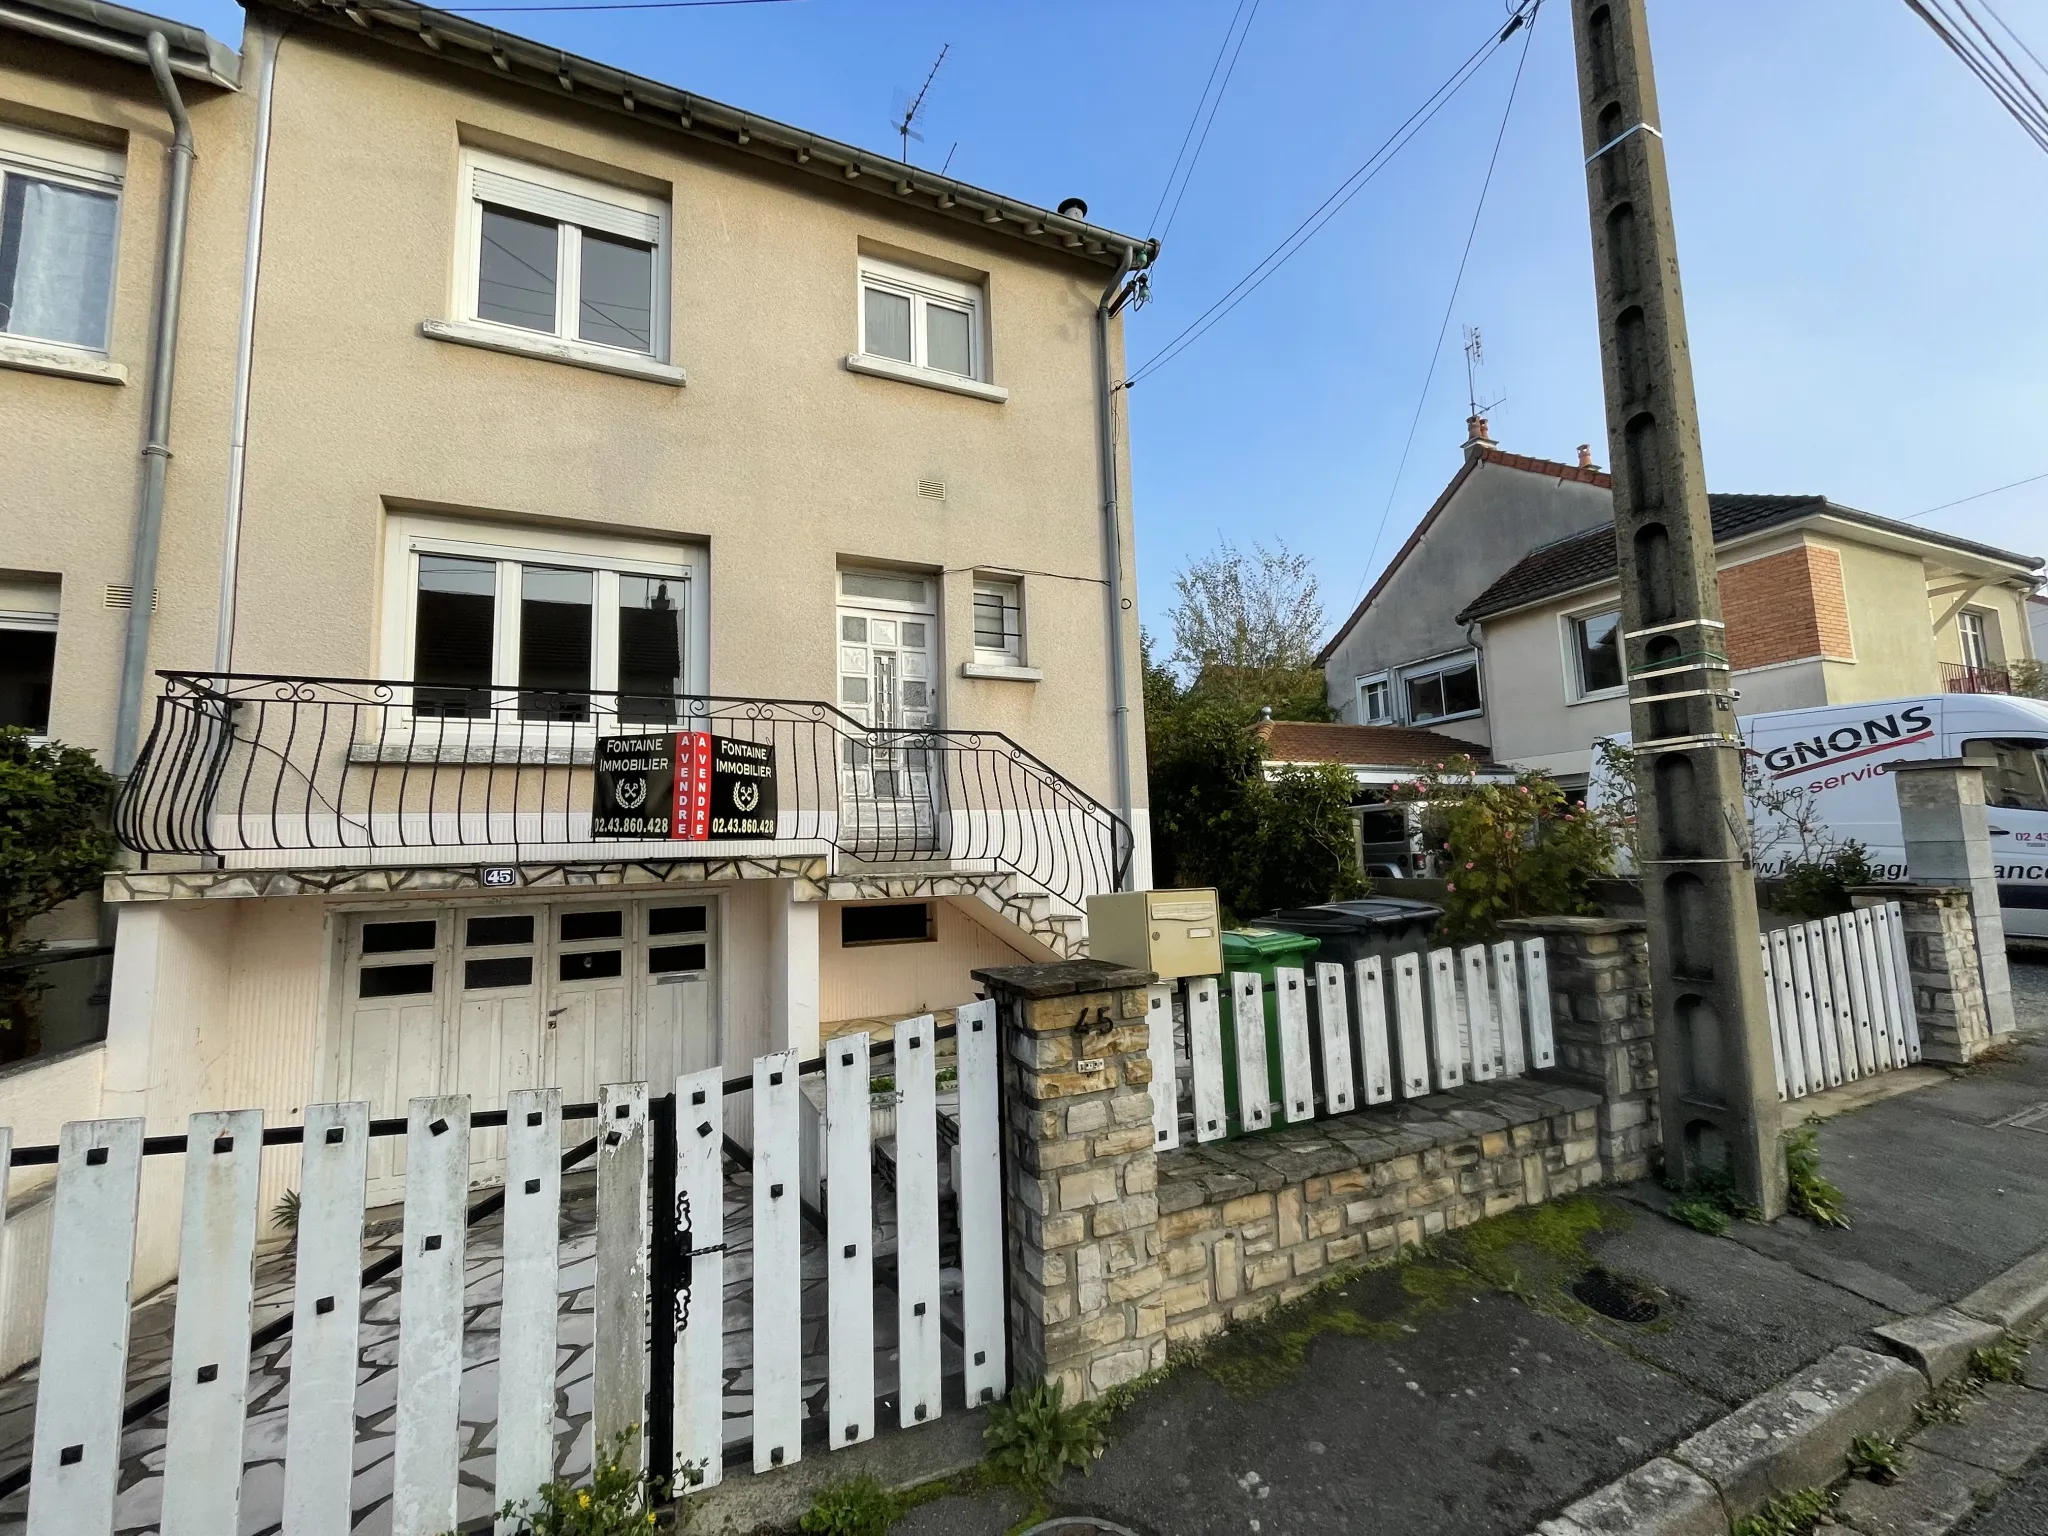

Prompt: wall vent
xmin=917 ymin=478 xmax=945 ymax=501
xmin=103 ymin=584 xmax=158 ymax=611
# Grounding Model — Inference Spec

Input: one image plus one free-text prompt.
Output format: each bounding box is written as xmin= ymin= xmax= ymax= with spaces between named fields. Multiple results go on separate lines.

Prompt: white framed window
xmin=1958 ymin=609 xmax=1994 ymax=673
xmin=380 ymin=514 xmax=707 ymax=728
xmin=1357 ymin=673 xmax=1391 ymax=724
xmin=451 ymin=148 xmax=669 ymax=361
xmin=847 ymin=254 xmax=1007 ymax=402
xmin=1401 ymin=651 xmax=1482 ymax=725
xmin=0 ymin=125 xmax=123 ymax=355
xmin=971 ymin=577 xmax=1022 ymax=664
xmin=1569 ymin=608 xmax=1625 ymax=699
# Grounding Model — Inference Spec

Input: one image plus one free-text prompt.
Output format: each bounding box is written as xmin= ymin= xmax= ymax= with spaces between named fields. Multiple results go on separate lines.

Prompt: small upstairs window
xmin=972 ymin=577 xmax=1021 ymax=664
xmin=458 ymin=149 xmax=668 ymax=358
xmin=1357 ymin=675 xmax=1390 ymax=724
xmin=1573 ymin=610 xmax=1625 ymax=696
xmin=858 ymin=257 xmax=984 ymax=381
xmin=0 ymin=126 xmax=123 ymax=354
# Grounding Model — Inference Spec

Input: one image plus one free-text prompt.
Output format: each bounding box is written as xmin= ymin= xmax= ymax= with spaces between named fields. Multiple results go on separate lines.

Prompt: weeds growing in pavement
xmin=982 ymin=1379 xmax=1104 ymax=1502
xmin=1661 ymin=1163 xmax=1753 ymax=1235
xmin=1973 ymin=1336 xmax=2027 ymax=1384
xmin=1784 ymin=1126 xmax=1849 ymax=1228
xmin=1730 ymin=1486 xmax=1833 ymax=1536
xmin=1848 ymin=1433 xmax=1902 ymax=1483
xmin=796 ymin=1475 xmax=898 ymax=1536
xmin=478 ymin=1430 xmax=679 ymax=1536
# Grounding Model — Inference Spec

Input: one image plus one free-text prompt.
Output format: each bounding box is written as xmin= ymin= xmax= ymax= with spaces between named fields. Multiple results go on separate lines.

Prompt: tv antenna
xmin=891 ymin=44 xmax=950 ymax=162
xmin=1463 ymin=325 xmax=1506 ymax=420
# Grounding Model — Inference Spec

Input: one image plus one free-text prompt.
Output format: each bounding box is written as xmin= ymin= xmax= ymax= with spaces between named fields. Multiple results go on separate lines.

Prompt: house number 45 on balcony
xmin=593 ymin=732 xmax=779 ymax=840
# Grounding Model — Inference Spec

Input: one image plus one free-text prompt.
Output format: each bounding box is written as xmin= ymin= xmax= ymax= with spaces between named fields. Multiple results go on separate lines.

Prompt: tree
xmin=1167 ymin=538 xmax=1325 ymax=679
xmin=0 ymin=730 xmax=118 ymax=1046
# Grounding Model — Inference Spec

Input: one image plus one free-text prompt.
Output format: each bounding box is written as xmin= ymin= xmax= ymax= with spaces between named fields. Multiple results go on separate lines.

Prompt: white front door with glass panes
xmin=837 ymin=569 xmax=940 ymax=856
xmin=337 ymin=896 xmax=717 ymax=1199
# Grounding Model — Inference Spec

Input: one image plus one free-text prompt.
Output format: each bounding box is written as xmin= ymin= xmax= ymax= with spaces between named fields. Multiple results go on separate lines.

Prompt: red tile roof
xmin=1255 ymin=720 xmax=1504 ymax=772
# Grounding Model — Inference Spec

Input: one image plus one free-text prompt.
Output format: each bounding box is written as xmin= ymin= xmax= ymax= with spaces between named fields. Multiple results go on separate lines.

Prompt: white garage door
xmin=340 ymin=897 xmax=716 ymax=1201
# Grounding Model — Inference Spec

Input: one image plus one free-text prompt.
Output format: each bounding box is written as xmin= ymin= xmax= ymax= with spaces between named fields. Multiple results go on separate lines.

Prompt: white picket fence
xmin=1151 ymin=938 xmax=1555 ymax=1146
xmin=1761 ymin=901 xmax=1921 ymax=1101
xmin=2 ymin=999 xmax=1007 ymax=1536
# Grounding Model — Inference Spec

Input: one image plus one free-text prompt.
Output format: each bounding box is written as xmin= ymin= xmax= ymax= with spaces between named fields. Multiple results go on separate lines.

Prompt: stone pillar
xmin=972 ymin=958 xmax=1167 ymax=1407
xmin=1501 ymin=916 xmax=1658 ymax=1182
xmin=1889 ymin=759 xmax=2016 ymax=1036
xmin=1851 ymin=885 xmax=1993 ymax=1065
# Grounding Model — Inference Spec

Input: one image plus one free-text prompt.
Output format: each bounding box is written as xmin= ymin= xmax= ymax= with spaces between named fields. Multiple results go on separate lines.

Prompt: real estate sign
xmin=592 ymin=732 xmax=778 ymax=839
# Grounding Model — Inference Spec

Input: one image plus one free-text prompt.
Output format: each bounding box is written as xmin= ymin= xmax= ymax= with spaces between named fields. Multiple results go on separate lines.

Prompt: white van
xmin=1597 ymin=694 xmax=2048 ymax=940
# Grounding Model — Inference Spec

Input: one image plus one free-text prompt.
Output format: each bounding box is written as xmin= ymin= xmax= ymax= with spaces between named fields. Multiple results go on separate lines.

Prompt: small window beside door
xmin=972 ymin=578 xmax=1022 ymax=664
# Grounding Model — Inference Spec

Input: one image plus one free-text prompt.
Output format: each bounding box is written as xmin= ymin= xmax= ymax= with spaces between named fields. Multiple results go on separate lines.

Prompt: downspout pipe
xmin=1094 ymin=239 xmax=1153 ymax=888
xmin=113 ymin=31 xmax=195 ymax=777
xmin=216 ymin=19 xmax=282 ymax=674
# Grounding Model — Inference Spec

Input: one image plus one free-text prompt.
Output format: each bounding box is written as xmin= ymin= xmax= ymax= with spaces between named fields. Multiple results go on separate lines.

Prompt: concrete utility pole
xmin=1568 ymin=0 xmax=1785 ymax=1216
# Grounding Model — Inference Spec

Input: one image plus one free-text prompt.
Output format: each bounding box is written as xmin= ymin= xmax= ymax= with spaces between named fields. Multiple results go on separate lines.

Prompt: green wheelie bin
xmin=1217 ymin=927 xmax=1321 ymax=1135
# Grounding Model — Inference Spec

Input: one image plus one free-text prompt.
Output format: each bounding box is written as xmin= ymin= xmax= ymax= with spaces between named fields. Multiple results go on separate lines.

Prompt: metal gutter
xmin=112 ymin=31 xmax=196 ymax=777
xmin=1094 ymin=244 xmax=1149 ymax=886
xmin=216 ymin=18 xmax=285 ymax=673
xmin=0 ymin=0 xmax=239 ymax=86
xmin=255 ymin=0 xmax=1145 ymax=266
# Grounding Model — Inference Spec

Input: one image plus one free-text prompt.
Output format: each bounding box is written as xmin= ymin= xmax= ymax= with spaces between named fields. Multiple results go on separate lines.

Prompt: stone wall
xmin=1503 ymin=916 xmax=1659 ymax=1181
xmin=1152 ymin=1079 xmax=1605 ymax=1348
xmin=1852 ymin=885 xmax=1992 ymax=1064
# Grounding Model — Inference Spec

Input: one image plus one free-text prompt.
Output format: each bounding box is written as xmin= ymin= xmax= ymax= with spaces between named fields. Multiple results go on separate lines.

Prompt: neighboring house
xmin=2 ymin=0 xmax=1154 ymax=1289
xmin=1320 ymin=429 xmax=2044 ymax=788
xmin=2031 ymin=593 xmax=2048 ymax=672
xmin=1254 ymin=719 xmax=1513 ymax=876
xmin=1317 ymin=419 xmax=1615 ymax=749
xmin=1459 ymin=492 xmax=2042 ymax=783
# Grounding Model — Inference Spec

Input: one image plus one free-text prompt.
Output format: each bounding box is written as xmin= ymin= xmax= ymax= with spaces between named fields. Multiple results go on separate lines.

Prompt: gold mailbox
xmin=1086 ymin=888 xmax=1222 ymax=981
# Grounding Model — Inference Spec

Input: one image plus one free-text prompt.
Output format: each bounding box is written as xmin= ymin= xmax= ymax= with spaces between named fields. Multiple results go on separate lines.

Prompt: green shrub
xmin=0 ymin=730 xmax=116 ymax=1053
xmin=982 ymin=1379 xmax=1104 ymax=1500
xmin=1386 ymin=759 xmax=1618 ymax=944
xmin=1776 ymin=844 xmax=1876 ymax=920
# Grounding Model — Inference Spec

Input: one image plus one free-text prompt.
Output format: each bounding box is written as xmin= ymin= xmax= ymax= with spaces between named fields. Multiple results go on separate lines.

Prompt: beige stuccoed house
xmin=1 ymin=0 xmax=1154 ymax=1310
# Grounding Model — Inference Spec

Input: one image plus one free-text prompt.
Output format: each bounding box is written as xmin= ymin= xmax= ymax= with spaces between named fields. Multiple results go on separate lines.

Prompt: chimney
xmin=1462 ymin=414 xmax=1495 ymax=459
xmin=1577 ymin=443 xmax=1595 ymax=469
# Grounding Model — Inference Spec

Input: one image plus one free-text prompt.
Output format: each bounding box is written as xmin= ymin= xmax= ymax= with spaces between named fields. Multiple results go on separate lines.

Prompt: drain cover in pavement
xmin=1573 ymin=1265 xmax=1662 ymax=1323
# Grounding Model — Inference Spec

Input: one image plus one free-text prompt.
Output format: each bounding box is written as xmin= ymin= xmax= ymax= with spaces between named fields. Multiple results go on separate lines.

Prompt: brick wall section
xmin=1502 ymin=916 xmax=1659 ymax=1181
xmin=1153 ymin=1080 xmax=1605 ymax=1348
xmin=1720 ymin=544 xmax=1855 ymax=669
xmin=1851 ymin=886 xmax=1992 ymax=1064
xmin=974 ymin=960 xmax=1170 ymax=1406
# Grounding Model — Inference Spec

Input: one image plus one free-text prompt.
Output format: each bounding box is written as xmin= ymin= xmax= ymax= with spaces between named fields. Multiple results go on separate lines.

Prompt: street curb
xmin=1522 ymin=1238 xmax=2048 ymax=1536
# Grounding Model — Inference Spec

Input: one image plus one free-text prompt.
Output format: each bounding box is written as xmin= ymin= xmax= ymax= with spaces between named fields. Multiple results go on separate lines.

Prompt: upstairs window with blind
xmin=458 ymin=149 xmax=668 ymax=359
xmin=0 ymin=125 xmax=123 ymax=355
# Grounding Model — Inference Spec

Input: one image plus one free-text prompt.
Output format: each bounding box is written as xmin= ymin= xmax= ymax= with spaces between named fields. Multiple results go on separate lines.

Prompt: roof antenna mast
xmin=1463 ymin=324 xmax=1505 ymax=421
xmin=892 ymin=44 xmax=950 ymax=163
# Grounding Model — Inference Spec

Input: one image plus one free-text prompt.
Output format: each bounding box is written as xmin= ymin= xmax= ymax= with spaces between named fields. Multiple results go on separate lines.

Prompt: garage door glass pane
xmin=363 ymin=920 xmax=437 ymax=954
xmin=466 ymin=914 xmax=534 ymax=947
xmin=359 ymin=962 xmax=435 ymax=998
xmin=464 ymin=955 xmax=534 ymax=990
xmin=560 ymin=909 xmax=623 ymax=941
xmin=649 ymin=905 xmax=707 ymax=935
xmin=649 ymin=943 xmax=707 ymax=973
xmin=559 ymin=949 xmax=623 ymax=982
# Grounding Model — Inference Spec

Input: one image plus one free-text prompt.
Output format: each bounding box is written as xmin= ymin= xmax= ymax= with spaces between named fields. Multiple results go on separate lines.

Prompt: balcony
xmin=1943 ymin=661 xmax=2013 ymax=695
xmin=115 ymin=674 xmax=1131 ymax=910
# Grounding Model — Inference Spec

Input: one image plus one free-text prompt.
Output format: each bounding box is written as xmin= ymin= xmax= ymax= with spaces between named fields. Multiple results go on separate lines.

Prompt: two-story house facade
xmin=2 ymin=0 xmax=1154 ymax=1291
xmin=1317 ymin=426 xmax=2041 ymax=791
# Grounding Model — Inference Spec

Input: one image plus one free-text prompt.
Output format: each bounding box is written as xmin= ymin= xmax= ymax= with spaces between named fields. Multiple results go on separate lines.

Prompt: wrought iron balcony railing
xmin=1943 ymin=661 xmax=2013 ymax=695
xmin=116 ymin=673 xmax=1132 ymax=909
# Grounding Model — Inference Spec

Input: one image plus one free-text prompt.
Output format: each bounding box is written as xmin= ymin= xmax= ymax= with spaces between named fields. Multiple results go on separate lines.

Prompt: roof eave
xmin=0 ymin=0 xmax=240 ymax=87
xmin=254 ymin=0 xmax=1150 ymax=269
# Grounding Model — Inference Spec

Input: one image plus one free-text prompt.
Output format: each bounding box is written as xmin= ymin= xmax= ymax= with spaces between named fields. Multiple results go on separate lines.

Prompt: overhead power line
xmin=1903 ymin=468 xmax=2048 ymax=521
xmin=1156 ymin=0 xmax=1263 ymax=243
xmin=1903 ymin=0 xmax=2048 ymax=153
xmin=1354 ymin=1 xmax=1541 ymax=602
xmin=1125 ymin=1 xmax=1537 ymax=390
xmin=1147 ymin=0 xmax=1255 ymax=235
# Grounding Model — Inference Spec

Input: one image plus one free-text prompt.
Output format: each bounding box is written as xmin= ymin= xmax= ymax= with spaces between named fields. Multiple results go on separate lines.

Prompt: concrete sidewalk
xmin=869 ymin=957 xmax=2048 ymax=1536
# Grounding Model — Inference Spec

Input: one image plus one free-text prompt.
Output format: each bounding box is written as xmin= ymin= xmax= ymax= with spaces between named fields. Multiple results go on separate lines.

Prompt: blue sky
xmin=166 ymin=0 xmax=2048 ymax=643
